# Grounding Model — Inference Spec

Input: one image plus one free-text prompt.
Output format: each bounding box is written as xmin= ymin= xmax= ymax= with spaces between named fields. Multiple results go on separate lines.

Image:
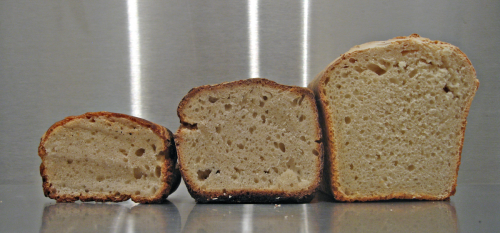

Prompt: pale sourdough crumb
xmin=38 ymin=112 xmax=181 ymax=203
xmin=308 ymin=34 xmax=479 ymax=201
xmin=175 ymin=78 xmax=323 ymax=203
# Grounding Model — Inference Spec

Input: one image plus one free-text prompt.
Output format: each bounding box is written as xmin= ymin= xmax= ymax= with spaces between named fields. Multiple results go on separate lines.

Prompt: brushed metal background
xmin=0 ymin=0 xmax=499 ymax=231
xmin=1 ymin=0 xmax=497 ymax=185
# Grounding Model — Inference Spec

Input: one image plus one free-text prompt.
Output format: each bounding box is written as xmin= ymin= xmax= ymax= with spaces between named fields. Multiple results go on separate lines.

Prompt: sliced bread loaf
xmin=175 ymin=78 xmax=322 ymax=203
xmin=38 ymin=112 xmax=181 ymax=203
xmin=309 ymin=34 xmax=478 ymax=201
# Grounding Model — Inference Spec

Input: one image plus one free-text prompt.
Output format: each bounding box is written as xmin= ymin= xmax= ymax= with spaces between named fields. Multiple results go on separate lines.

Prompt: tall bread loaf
xmin=39 ymin=112 xmax=181 ymax=203
xmin=308 ymin=34 xmax=478 ymax=201
xmin=175 ymin=78 xmax=323 ymax=203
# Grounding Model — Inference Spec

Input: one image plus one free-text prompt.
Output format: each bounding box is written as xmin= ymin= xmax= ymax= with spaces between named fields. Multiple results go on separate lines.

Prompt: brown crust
xmin=175 ymin=78 xmax=323 ymax=203
xmin=38 ymin=111 xmax=181 ymax=203
xmin=308 ymin=34 xmax=479 ymax=202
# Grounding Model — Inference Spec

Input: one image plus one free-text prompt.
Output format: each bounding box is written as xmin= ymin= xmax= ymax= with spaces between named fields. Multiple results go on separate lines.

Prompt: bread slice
xmin=308 ymin=34 xmax=479 ymax=201
xmin=38 ymin=112 xmax=181 ymax=203
xmin=175 ymin=78 xmax=323 ymax=203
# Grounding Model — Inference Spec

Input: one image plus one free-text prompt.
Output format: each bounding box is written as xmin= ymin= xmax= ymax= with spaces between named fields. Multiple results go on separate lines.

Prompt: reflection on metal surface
xmin=242 ymin=204 xmax=253 ymax=233
xmin=183 ymin=203 xmax=320 ymax=233
xmin=126 ymin=215 xmax=135 ymax=233
xmin=182 ymin=195 xmax=458 ymax=232
xmin=40 ymin=202 xmax=180 ymax=233
xmin=248 ymin=0 xmax=260 ymax=78
xmin=327 ymin=202 xmax=458 ymax=232
xmin=302 ymin=0 xmax=310 ymax=87
xmin=127 ymin=0 xmax=142 ymax=117
xmin=301 ymin=204 xmax=310 ymax=233
xmin=111 ymin=206 xmax=128 ymax=233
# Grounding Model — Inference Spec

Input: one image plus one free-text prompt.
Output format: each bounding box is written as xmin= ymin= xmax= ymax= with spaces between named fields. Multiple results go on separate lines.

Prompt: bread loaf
xmin=309 ymin=34 xmax=478 ymax=201
xmin=175 ymin=78 xmax=323 ymax=203
xmin=38 ymin=112 xmax=181 ymax=203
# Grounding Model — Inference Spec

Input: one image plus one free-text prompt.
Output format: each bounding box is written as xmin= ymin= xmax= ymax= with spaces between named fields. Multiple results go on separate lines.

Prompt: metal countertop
xmin=1 ymin=0 xmax=499 ymax=232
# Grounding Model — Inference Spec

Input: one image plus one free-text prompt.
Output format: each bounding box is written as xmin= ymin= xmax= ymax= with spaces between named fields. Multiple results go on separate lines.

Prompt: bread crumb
xmin=398 ymin=61 xmax=407 ymax=68
xmin=312 ymin=35 xmax=478 ymax=201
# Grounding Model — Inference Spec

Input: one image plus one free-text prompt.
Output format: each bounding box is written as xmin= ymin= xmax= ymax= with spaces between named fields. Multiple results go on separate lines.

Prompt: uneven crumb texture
xmin=318 ymin=37 xmax=478 ymax=200
xmin=177 ymin=79 xmax=321 ymax=198
xmin=42 ymin=115 xmax=166 ymax=201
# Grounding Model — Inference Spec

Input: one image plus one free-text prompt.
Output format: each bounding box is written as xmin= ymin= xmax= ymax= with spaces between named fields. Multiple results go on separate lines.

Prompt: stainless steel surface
xmin=0 ymin=0 xmax=498 ymax=232
xmin=1 ymin=183 xmax=499 ymax=232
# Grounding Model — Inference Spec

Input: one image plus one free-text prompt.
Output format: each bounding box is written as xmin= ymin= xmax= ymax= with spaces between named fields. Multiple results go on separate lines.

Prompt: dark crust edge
xmin=308 ymin=34 xmax=479 ymax=202
xmin=38 ymin=111 xmax=181 ymax=203
xmin=175 ymin=78 xmax=323 ymax=203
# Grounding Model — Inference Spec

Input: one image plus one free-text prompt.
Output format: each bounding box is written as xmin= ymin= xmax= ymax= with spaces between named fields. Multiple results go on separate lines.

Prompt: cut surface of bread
xmin=309 ymin=34 xmax=478 ymax=201
xmin=39 ymin=112 xmax=181 ymax=203
xmin=176 ymin=78 xmax=322 ymax=203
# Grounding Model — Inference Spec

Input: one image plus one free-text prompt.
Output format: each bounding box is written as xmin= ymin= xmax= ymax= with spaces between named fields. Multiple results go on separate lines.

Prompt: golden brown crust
xmin=176 ymin=78 xmax=323 ymax=203
xmin=38 ymin=111 xmax=180 ymax=203
xmin=308 ymin=34 xmax=479 ymax=202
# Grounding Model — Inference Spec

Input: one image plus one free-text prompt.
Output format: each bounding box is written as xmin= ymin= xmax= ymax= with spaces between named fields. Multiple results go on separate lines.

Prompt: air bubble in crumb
xmin=119 ymin=149 xmax=127 ymax=156
xmin=279 ymin=143 xmax=286 ymax=152
xmin=209 ymin=96 xmax=219 ymax=103
xmin=135 ymin=148 xmax=145 ymax=156
xmin=197 ymin=169 xmax=212 ymax=180
xmin=345 ymin=117 xmax=351 ymax=124
xmin=133 ymin=168 xmax=143 ymax=179
xmin=312 ymin=149 xmax=319 ymax=156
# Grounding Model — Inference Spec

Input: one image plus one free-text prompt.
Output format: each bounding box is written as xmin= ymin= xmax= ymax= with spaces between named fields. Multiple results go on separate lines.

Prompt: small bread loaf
xmin=309 ymin=34 xmax=478 ymax=201
xmin=175 ymin=78 xmax=322 ymax=203
xmin=38 ymin=112 xmax=181 ymax=203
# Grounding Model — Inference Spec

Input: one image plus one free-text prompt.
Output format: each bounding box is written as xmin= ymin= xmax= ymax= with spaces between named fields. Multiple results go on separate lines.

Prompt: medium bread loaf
xmin=38 ymin=112 xmax=180 ymax=203
xmin=175 ymin=78 xmax=322 ymax=203
xmin=309 ymin=34 xmax=478 ymax=201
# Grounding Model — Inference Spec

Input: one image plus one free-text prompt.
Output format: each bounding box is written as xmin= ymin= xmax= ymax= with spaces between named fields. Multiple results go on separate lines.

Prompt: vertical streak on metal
xmin=127 ymin=0 xmax=142 ymax=117
xmin=302 ymin=0 xmax=310 ymax=87
xmin=249 ymin=0 xmax=260 ymax=78
xmin=242 ymin=204 xmax=254 ymax=233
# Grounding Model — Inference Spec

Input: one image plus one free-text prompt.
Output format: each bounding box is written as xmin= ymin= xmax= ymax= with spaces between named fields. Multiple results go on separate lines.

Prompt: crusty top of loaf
xmin=178 ymin=78 xmax=319 ymax=124
xmin=316 ymin=34 xmax=475 ymax=80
